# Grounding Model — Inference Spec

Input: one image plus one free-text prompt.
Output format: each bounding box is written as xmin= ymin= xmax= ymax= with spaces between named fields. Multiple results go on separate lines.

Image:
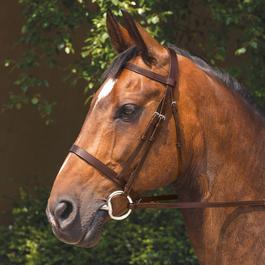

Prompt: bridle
xmin=69 ymin=48 xmax=265 ymax=220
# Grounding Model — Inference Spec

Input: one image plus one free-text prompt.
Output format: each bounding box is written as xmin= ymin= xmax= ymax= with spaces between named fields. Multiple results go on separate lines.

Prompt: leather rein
xmin=69 ymin=48 xmax=264 ymax=220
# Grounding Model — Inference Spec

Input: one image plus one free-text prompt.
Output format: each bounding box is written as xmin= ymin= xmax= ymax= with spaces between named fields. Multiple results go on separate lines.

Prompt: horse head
xmin=46 ymin=11 xmax=181 ymax=248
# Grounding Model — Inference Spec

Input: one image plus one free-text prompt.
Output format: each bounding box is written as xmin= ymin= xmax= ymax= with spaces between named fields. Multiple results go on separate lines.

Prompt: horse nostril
xmin=55 ymin=201 xmax=73 ymax=220
xmin=54 ymin=200 xmax=76 ymax=229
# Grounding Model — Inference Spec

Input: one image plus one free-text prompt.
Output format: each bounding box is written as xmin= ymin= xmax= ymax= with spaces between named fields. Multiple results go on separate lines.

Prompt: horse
xmin=46 ymin=10 xmax=265 ymax=265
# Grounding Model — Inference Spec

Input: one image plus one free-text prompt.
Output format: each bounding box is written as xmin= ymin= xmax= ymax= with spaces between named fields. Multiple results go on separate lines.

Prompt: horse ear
xmin=121 ymin=10 xmax=167 ymax=65
xmin=106 ymin=10 xmax=133 ymax=53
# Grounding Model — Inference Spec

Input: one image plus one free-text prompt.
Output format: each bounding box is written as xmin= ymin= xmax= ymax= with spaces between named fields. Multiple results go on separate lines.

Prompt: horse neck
xmin=178 ymin=59 xmax=265 ymax=200
xmin=176 ymin=59 xmax=265 ymax=264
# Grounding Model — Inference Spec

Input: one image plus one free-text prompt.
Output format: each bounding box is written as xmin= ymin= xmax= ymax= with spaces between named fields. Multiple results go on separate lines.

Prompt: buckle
xmin=101 ymin=190 xmax=133 ymax=220
xmin=154 ymin=112 xmax=166 ymax=120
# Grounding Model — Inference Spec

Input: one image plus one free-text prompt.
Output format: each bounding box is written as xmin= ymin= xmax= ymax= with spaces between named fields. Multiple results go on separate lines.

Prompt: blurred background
xmin=0 ymin=1 xmax=264 ymax=264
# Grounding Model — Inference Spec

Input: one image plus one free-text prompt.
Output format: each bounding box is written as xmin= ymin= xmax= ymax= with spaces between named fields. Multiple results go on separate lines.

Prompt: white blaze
xmin=58 ymin=155 xmax=70 ymax=175
xmin=57 ymin=80 xmax=116 ymax=177
xmin=94 ymin=78 xmax=116 ymax=107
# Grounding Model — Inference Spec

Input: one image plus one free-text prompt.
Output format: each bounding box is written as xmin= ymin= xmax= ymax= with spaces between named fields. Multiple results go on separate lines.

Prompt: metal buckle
xmin=100 ymin=190 xmax=133 ymax=220
xmin=154 ymin=112 xmax=166 ymax=120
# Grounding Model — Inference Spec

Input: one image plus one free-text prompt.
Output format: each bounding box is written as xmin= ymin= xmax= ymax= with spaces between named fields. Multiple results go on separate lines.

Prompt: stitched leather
xmin=130 ymin=200 xmax=265 ymax=209
xmin=125 ymin=63 xmax=176 ymax=87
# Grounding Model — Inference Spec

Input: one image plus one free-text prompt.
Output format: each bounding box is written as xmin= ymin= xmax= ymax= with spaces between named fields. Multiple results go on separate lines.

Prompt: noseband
xmin=69 ymin=48 xmax=264 ymax=220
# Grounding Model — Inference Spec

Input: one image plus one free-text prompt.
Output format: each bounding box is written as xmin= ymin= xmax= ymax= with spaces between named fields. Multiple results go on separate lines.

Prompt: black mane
xmin=168 ymin=44 xmax=264 ymax=117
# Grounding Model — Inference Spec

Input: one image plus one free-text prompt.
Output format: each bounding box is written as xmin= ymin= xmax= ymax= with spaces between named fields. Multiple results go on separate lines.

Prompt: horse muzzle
xmin=46 ymin=196 xmax=108 ymax=247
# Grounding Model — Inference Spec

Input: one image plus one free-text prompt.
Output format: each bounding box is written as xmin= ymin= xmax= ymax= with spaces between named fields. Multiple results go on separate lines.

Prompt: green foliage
xmin=3 ymin=0 xmax=265 ymax=123
xmin=206 ymin=0 xmax=265 ymax=109
xmin=3 ymin=0 xmax=172 ymax=123
xmin=0 ymin=189 xmax=198 ymax=265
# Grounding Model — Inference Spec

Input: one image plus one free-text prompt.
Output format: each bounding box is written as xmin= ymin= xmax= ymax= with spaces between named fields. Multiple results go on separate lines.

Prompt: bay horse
xmin=46 ymin=10 xmax=265 ymax=265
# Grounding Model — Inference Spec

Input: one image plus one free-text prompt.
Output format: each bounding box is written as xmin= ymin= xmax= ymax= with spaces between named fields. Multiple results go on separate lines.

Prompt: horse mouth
xmin=48 ymin=204 xmax=109 ymax=248
xmin=76 ymin=209 xmax=109 ymax=248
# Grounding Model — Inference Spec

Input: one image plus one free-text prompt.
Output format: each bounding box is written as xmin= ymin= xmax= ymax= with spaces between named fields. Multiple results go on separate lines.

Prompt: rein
xmin=69 ymin=48 xmax=265 ymax=220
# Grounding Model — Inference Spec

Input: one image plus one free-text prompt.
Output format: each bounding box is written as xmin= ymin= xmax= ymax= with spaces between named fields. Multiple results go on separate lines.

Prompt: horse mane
xmin=102 ymin=44 xmax=264 ymax=118
xmin=168 ymin=44 xmax=264 ymax=118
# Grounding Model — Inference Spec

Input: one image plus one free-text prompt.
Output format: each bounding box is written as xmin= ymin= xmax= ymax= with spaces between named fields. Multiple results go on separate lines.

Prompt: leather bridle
xmin=69 ymin=48 xmax=264 ymax=220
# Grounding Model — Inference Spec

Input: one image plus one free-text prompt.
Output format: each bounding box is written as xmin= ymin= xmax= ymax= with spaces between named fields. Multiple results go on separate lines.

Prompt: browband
xmin=125 ymin=63 xmax=176 ymax=87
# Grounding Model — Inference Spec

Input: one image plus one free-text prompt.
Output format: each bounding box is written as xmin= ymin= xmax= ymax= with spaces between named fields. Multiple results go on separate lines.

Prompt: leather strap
xmin=130 ymin=199 xmax=265 ymax=209
xmin=167 ymin=48 xmax=183 ymax=177
xmin=121 ymin=48 xmax=178 ymax=195
xmin=69 ymin=145 xmax=123 ymax=187
xmin=125 ymin=63 xmax=176 ymax=87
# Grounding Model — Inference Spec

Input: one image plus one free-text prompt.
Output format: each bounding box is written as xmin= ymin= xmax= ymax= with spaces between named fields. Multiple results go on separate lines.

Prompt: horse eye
xmin=116 ymin=104 xmax=140 ymax=122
